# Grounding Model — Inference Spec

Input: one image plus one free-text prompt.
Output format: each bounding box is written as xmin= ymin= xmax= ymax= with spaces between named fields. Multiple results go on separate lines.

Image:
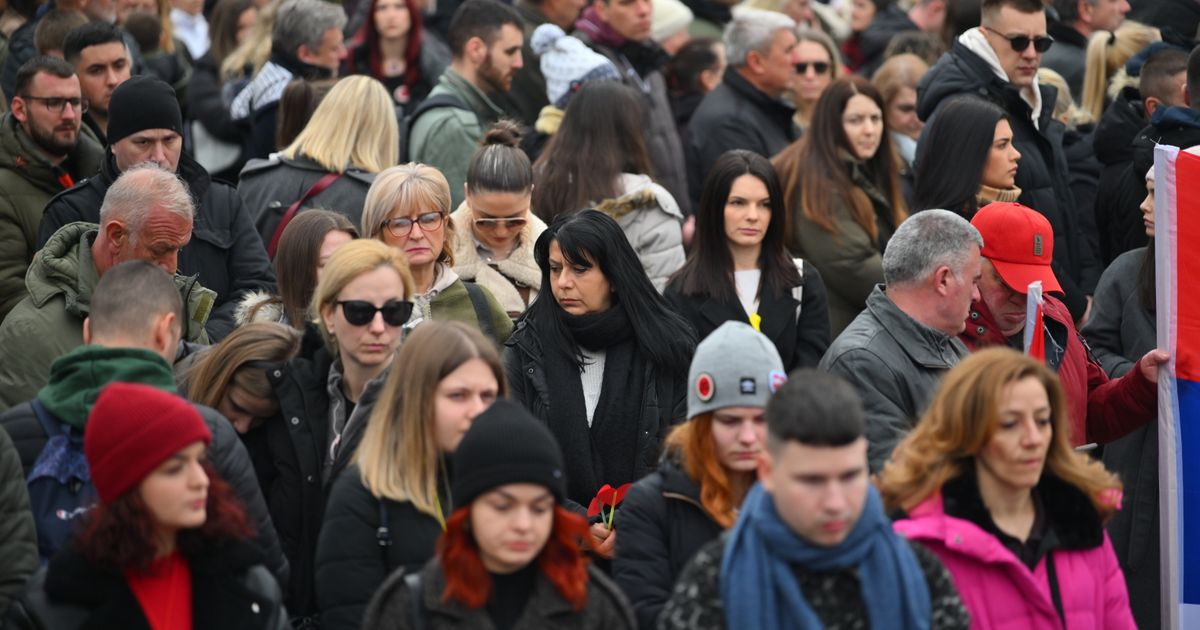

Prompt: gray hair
xmin=724 ymin=8 xmax=796 ymax=67
xmin=273 ymin=0 xmax=347 ymax=56
xmin=882 ymin=210 xmax=983 ymax=287
xmin=99 ymin=163 xmax=195 ymax=241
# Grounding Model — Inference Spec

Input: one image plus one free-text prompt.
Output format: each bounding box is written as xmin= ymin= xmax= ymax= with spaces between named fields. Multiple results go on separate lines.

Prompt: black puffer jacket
xmin=613 ymin=456 xmax=724 ymax=630
xmin=36 ymin=151 xmax=276 ymax=341
xmin=1092 ymin=86 xmax=1149 ymax=265
xmin=918 ymin=40 xmax=1099 ymax=319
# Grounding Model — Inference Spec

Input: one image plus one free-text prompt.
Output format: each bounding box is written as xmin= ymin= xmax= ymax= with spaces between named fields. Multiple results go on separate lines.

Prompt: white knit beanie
xmin=532 ymin=23 xmax=622 ymax=109
xmin=652 ymin=0 xmax=693 ymax=44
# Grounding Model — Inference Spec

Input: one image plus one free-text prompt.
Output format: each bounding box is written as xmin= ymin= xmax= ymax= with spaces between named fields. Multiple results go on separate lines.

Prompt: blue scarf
xmin=720 ymin=483 xmax=930 ymax=630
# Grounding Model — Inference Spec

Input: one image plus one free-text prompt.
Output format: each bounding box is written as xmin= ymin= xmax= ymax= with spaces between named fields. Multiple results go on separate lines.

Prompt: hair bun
xmin=531 ymin=23 xmax=565 ymax=56
xmin=481 ymin=119 xmax=522 ymax=148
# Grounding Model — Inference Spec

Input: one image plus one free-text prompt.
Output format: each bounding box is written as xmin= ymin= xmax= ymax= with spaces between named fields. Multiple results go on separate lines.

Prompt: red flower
xmin=587 ymin=483 xmax=632 ymax=529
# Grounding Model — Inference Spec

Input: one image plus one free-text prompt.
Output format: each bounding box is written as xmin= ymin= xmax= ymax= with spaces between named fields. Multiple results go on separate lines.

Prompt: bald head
xmin=94 ymin=163 xmax=194 ymax=276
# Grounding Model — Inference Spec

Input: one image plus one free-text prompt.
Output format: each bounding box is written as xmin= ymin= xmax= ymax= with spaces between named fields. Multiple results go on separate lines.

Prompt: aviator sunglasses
xmin=335 ymin=300 xmax=413 ymax=326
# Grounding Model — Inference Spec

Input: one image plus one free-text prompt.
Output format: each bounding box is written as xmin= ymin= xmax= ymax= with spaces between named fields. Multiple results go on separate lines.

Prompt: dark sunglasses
xmin=335 ymin=299 xmax=413 ymax=326
xmin=983 ymin=27 xmax=1053 ymax=53
xmin=795 ymin=61 xmax=830 ymax=75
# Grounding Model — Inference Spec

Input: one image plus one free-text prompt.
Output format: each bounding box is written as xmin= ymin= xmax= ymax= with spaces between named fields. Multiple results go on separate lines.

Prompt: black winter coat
xmin=612 ymin=457 xmax=724 ymax=630
xmin=1063 ymin=124 xmax=1101 ymax=260
xmin=664 ymin=264 xmax=830 ymax=370
xmin=1092 ymin=86 xmax=1149 ymax=265
xmin=918 ymin=41 xmax=1100 ymax=319
xmin=858 ymin=5 xmax=919 ymax=78
xmin=237 ymin=155 xmax=375 ymax=245
xmin=36 ymin=151 xmax=276 ymax=341
xmin=3 ymin=540 xmax=289 ymax=630
xmin=686 ymin=68 xmax=798 ymax=205
xmin=314 ymin=463 xmax=448 ymax=630
xmin=0 ymin=400 xmax=290 ymax=585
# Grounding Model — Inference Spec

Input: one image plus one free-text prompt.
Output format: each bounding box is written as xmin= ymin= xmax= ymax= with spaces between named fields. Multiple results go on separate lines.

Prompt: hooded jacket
xmin=0 ymin=112 xmax=104 ymax=322
xmin=918 ymin=33 xmax=1099 ymax=319
xmin=1092 ymin=86 xmax=1150 ymax=264
xmin=0 ymin=223 xmax=213 ymax=412
xmin=449 ymin=201 xmax=545 ymax=317
xmin=594 ymin=173 xmax=685 ymax=293
xmin=37 ymin=150 xmax=277 ymax=341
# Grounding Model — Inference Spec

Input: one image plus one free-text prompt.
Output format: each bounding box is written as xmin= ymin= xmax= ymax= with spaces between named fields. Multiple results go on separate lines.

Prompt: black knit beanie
xmin=452 ymin=399 xmax=567 ymax=506
xmin=106 ymin=75 xmax=184 ymax=145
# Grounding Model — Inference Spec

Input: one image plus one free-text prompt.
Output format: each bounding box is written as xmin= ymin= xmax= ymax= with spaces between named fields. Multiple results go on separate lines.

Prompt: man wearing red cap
xmin=962 ymin=202 xmax=1167 ymax=446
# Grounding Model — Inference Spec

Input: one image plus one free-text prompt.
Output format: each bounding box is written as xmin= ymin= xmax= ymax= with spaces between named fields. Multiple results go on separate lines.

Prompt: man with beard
xmin=0 ymin=56 xmax=104 ymax=323
xmin=63 ymin=22 xmax=132 ymax=145
xmin=408 ymin=0 xmax=524 ymax=209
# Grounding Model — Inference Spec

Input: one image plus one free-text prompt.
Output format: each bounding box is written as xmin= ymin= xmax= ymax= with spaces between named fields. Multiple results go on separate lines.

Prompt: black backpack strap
xmin=377 ymin=499 xmax=392 ymax=569
xmin=463 ymin=282 xmax=496 ymax=340
xmin=1045 ymin=552 xmax=1067 ymax=628
xmin=402 ymin=94 xmax=470 ymax=160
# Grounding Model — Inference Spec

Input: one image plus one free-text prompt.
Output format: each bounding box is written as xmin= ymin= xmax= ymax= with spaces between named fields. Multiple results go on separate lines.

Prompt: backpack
xmin=399 ymin=93 xmax=471 ymax=162
xmin=25 ymin=399 xmax=98 ymax=563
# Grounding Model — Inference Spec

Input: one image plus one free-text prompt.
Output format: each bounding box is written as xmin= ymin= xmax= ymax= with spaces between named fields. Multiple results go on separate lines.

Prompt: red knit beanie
xmin=85 ymin=382 xmax=212 ymax=504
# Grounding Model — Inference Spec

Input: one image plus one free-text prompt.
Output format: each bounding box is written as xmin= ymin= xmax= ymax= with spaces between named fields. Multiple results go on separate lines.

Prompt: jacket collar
xmin=956 ymin=28 xmax=1043 ymax=126
xmin=865 ymin=286 xmax=967 ymax=369
xmin=0 ymin=112 xmax=103 ymax=187
xmin=99 ymin=149 xmax=211 ymax=201
xmin=439 ymin=69 xmax=506 ymax=127
xmin=722 ymin=67 xmax=796 ymax=123
xmin=1046 ymin=19 xmax=1088 ymax=49
xmin=959 ymin=297 xmax=1070 ymax=371
xmin=26 ymin=222 xmax=100 ymax=314
xmin=38 ymin=346 xmax=175 ymax=428
xmin=420 ymin=560 xmax=587 ymax=622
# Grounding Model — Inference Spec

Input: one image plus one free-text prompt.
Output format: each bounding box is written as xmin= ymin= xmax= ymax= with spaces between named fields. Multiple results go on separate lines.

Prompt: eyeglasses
xmin=981 ymin=26 xmax=1054 ymax=53
xmin=20 ymin=95 xmax=88 ymax=114
xmin=473 ymin=216 xmax=528 ymax=231
xmin=382 ymin=211 xmax=444 ymax=238
xmin=335 ymin=299 xmax=413 ymax=326
xmin=795 ymin=61 xmax=830 ymax=75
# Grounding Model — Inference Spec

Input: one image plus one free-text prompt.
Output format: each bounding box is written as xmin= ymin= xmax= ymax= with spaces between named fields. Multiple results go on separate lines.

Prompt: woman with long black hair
xmin=666 ymin=150 xmax=829 ymax=370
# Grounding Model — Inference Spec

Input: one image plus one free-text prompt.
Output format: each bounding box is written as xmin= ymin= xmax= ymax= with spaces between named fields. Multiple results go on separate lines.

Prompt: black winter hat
xmin=452 ymin=400 xmax=567 ymax=506
xmin=107 ymin=75 xmax=184 ymax=145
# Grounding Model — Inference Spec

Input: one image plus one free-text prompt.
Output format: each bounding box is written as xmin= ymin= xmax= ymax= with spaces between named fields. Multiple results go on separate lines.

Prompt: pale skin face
xmin=217 ymin=384 xmax=279 ymax=434
xmin=11 ymin=72 xmax=83 ymax=157
xmin=842 ymin=93 xmax=883 ymax=161
xmin=711 ymin=406 xmax=767 ymax=473
xmin=317 ymin=230 xmax=355 ymax=283
xmin=978 ymin=259 xmax=1028 ymax=337
xmin=1141 ymin=175 xmax=1155 ymax=237
xmin=374 ymin=0 xmax=411 ymax=41
xmin=935 ymin=247 xmax=983 ymax=336
xmin=594 ymin=0 xmax=652 ymax=42
xmin=1082 ymin=0 xmax=1130 ymax=33
xmin=981 ymin=118 xmax=1021 ymax=189
xmin=320 ymin=265 xmax=407 ymax=373
xmin=466 ymin=189 xmax=531 ymax=260
xmin=975 ymin=376 xmax=1052 ymax=512
xmin=477 ymin=24 xmax=524 ymax=93
xmin=792 ymin=40 xmax=832 ymax=105
xmin=112 ymin=129 xmax=183 ymax=172
xmin=236 ymin=7 xmax=258 ymax=44
xmin=75 ymin=42 xmax=131 ymax=115
xmin=759 ymin=438 xmax=869 ymax=547
xmin=381 ymin=206 xmax=445 ymax=273
xmin=470 ymin=483 xmax=556 ymax=573
xmin=981 ymin=6 xmax=1047 ymax=89
xmin=298 ymin=27 xmax=346 ymax=74
xmin=723 ymin=174 xmax=770 ymax=261
xmin=751 ymin=28 xmax=799 ymax=97
xmin=548 ymin=241 xmax=613 ymax=316
xmin=110 ymin=208 xmax=193 ymax=274
xmin=139 ymin=441 xmax=209 ymax=549
xmin=850 ymin=0 xmax=877 ymax=33
xmin=886 ymin=86 xmax=922 ymax=140
xmin=433 ymin=357 xmax=499 ymax=453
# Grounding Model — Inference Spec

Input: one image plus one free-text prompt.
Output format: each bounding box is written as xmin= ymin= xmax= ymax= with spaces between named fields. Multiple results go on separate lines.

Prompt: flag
xmin=1155 ymin=144 xmax=1200 ymax=628
xmin=1023 ymin=280 xmax=1044 ymax=361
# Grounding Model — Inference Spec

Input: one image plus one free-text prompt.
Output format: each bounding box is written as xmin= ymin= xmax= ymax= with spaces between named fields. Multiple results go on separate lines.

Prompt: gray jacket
xmin=819 ymin=286 xmax=968 ymax=472
xmin=237 ymin=154 xmax=375 ymax=245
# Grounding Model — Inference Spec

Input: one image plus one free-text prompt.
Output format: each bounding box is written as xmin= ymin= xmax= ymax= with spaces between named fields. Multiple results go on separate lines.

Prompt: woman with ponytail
xmin=361 ymin=399 xmax=636 ymax=629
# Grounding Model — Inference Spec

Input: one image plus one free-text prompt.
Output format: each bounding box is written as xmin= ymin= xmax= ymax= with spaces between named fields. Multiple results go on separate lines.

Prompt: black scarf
xmin=543 ymin=304 xmax=647 ymax=505
xmin=617 ymin=40 xmax=670 ymax=80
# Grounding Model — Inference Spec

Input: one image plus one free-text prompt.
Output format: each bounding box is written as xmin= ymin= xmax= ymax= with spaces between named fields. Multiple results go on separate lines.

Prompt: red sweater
xmin=126 ymin=551 xmax=193 ymax=630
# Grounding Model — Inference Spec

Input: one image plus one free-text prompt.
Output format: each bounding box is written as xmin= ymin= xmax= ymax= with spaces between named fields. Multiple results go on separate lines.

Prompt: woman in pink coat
xmin=878 ymin=347 xmax=1135 ymax=629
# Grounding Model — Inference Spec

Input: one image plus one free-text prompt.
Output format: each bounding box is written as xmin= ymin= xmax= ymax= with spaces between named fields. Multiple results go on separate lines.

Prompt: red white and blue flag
xmin=1154 ymin=144 xmax=1200 ymax=628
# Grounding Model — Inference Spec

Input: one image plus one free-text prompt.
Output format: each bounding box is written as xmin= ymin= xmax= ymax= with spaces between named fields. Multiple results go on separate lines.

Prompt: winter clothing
xmin=315 ymin=463 xmax=448 ymax=630
xmin=0 ymin=424 xmax=35 ymax=619
xmin=230 ymin=52 xmax=332 ymax=160
xmin=1092 ymin=86 xmax=1149 ymax=264
xmin=106 ymin=75 xmax=185 ymax=145
xmin=0 ymin=111 xmax=104 ymax=322
xmin=666 ymin=259 xmax=830 ymax=371
xmin=449 ymin=202 xmax=545 ymax=317
xmin=787 ymin=157 xmax=899 ymax=335
xmin=918 ymin=31 xmax=1100 ymax=320
xmin=820 ymin=286 xmax=969 ymax=472
xmin=451 ymin=399 xmax=567 ymax=506
xmin=858 ymin=4 xmax=919 ymax=78
xmin=893 ymin=471 xmax=1136 ymax=630
xmin=1041 ymin=20 xmax=1088 ymax=100
xmin=5 ymin=540 xmax=289 ymax=630
xmin=1079 ymin=246 xmax=1161 ymax=630
xmin=409 ymin=69 xmax=506 ymax=210
xmin=342 ymin=33 xmax=451 ymax=116
xmin=187 ymin=53 xmax=249 ymax=183
xmin=613 ymin=455 xmax=724 ymax=629
xmin=532 ymin=24 xmax=621 ymax=109
xmin=651 ymin=0 xmax=692 ymax=44
xmin=238 ymin=154 xmax=376 ymax=244
xmin=487 ymin=0 xmax=553 ymax=128
xmin=973 ymin=201 xmax=1063 ymax=293
xmin=38 ymin=150 xmax=277 ymax=340
xmin=686 ymin=67 xmax=797 ymax=205
xmin=410 ymin=265 xmax=514 ymax=341
xmin=362 ymin=557 xmax=636 ymax=630
xmin=85 ymin=381 xmax=211 ymax=503
xmin=595 ymin=173 xmax=686 ymax=292
xmin=683 ymin=321 xmax=784 ymax=416
xmin=0 ymin=223 xmax=213 ymax=412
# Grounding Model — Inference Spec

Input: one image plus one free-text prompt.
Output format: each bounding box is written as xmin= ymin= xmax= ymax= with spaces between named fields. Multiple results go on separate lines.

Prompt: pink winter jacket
xmin=893 ymin=493 xmax=1136 ymax=630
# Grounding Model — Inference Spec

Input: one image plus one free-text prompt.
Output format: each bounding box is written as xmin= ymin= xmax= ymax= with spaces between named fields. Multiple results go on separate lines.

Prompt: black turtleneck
xmin=485 ymin=564 xmax=538 ymax=630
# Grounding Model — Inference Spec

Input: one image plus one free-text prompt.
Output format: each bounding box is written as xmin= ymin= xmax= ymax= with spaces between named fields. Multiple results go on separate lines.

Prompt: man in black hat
xmin=35 ymin=75 xmax=275 ymax=341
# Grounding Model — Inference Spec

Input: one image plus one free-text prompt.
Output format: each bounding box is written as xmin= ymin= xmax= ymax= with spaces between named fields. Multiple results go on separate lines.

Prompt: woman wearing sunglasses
xmin=363 ymin=163 xmax=514 ymax=341
xmin=791 ymin=27 xmax=839 ymax=136
xmin=314 ymin=321 xmax=505 ymax=630
xmin=450 ymin=121 xmax=546 ymax=320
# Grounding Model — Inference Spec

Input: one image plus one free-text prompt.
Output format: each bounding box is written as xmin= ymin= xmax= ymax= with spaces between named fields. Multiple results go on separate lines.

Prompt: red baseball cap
xmin=971 ymin=202 xmax=1063 ymax=295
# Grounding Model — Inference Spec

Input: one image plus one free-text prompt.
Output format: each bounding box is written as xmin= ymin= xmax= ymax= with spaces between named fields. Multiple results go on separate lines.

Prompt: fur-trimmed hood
xmin=449 ymin=202 xmax=545 ymax=316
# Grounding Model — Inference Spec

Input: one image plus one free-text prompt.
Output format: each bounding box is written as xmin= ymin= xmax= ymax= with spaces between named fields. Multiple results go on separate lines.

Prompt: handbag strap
xmin=267 ymin=172 xmax=341 ymax=259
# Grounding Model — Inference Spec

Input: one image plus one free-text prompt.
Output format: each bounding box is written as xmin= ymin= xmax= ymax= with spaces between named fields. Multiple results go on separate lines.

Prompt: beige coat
xmin=450 ymin=202 xmax=546 ymax=316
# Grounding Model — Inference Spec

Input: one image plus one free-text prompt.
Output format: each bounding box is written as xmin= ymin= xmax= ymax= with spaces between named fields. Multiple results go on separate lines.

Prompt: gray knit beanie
xmin=687 ymin=321 xmax=786 ymax=419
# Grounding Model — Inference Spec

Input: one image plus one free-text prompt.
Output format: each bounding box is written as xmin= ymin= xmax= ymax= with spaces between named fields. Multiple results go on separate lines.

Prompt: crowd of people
xmin=0 ymin=0 xmax=1192 ymax=626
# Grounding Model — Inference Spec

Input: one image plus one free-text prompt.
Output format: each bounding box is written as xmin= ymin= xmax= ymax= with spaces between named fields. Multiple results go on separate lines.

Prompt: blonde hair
xmin=309 ymin=239 xmax=415 ymax=353
xmin=362 ymin=163 xmax=457 ymax=266
xmin=281 ymin=76 xmax=399 ymax=174
xmin=356 ymin=321 xmax=506 ymax=525
xmin=221 ymin=0 xmax=278 ymax=80
xmin=878 ymin=347 xmax=1122 ymax=522
xmin=1037 ymin=67 xmax=1092 ymax=127
xmin=1080 ymin=21 xmax=1160 ymax=121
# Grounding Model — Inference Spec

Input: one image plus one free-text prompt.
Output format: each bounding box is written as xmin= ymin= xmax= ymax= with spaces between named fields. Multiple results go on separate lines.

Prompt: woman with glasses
xmin=363 ymin=163 xmax=514 ymax=341
xmin=315 ymin=321 xmax=505 ymax=630
xmin=791 ymin=27 xmax=840 ymax=135
xmin=450 ymin=121 xmax=546 ymax=320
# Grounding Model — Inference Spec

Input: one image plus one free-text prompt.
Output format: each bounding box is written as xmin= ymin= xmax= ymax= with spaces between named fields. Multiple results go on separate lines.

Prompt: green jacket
xmin=0 ymin=112 xmax=104 ymax=322
xmin=408 ymin=69 xmax=506 ymax=209
xmin=0 ymin=422 xmax=36 ymax=618
xmin=0 ymin=222 xmax=213 ymax=412
xmin=431 ymin=277 xmax=514 ymax=343
xmin=38 ymin=345 xmax=178 ymax=429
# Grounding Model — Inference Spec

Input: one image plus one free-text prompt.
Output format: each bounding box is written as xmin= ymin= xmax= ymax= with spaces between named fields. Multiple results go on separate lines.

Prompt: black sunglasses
xmin=335 ymin=300 xmax=413 ymax=326
xmin=795 ymin=61 xmax=830 ymax=75
xmin=983 ymin=27 xmax=1053 ymax=53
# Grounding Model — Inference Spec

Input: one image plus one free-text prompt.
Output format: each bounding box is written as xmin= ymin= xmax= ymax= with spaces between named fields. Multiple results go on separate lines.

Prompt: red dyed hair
xmin=438 ymin=504 xmax=591 ymax=610
xmin=348 ymin=0 xmax=425 ymax=89
xmin=76 ymin=461 xmax=253 ymax=571
xmin=664 ymin=415 xmax=752 ymax=529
